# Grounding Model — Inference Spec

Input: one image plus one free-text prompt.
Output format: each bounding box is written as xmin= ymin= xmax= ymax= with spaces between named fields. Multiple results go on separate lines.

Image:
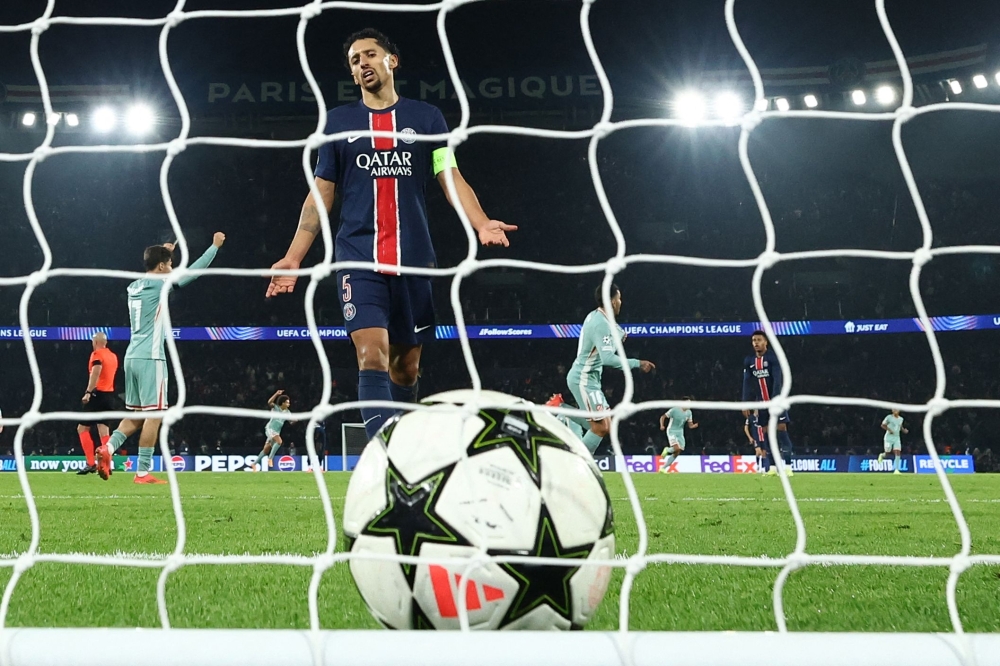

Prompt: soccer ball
xmin=343 ymin=389 xmax=615 ymax=630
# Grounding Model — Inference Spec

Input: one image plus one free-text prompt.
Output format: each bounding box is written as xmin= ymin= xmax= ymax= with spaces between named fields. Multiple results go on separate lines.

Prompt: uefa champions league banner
xmin=3 ymin=313 xmax=1000 ymax=342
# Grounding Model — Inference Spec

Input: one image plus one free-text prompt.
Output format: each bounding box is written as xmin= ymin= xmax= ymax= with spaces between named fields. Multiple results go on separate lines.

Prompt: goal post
xmin=340 ymin=423 xmax=368 ymax=472
xmin=3 ymin=629 xmax=1000 ymax=666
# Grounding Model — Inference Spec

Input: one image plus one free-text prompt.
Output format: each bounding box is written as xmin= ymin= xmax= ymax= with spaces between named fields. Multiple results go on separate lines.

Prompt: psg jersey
xmin=314 ymin=96 xmax=449 ymax=273
xmin=741 ymin=350 xmax=784 ymax=402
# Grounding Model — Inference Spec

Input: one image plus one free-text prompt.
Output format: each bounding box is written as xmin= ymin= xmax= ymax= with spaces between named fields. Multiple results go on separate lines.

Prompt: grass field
xmin=1 ymin=472 xmax=999 ymax=631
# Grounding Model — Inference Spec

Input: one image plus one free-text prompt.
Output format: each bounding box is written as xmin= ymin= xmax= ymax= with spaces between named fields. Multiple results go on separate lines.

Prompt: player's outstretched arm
xmin=436 ymin=169 xmax=517 ymax=247
xmin=267 ymin=389 xmax=283 ymax=408
xmin=176 ymin=233 xmax=225 ymax=288
xmin=267 ymin=178 xmax=337 ymax=298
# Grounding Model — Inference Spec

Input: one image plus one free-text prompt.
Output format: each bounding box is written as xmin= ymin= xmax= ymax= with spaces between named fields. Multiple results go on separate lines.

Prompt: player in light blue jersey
xmin=254 ymin=390 xmax=291 ymax=471
xmin=96 ymin=233 xmax=226 ymax=484
xmin=564 ymin=284 xmax=655 ymax=454
xmin=659 ymin=399 xmax=698 ymax=471
xmin=878 ymin=409 xmax=908 ymax=474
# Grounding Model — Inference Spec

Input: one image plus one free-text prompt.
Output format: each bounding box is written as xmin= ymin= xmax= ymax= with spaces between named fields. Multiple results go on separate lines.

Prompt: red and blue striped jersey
xmin=314 ymin=97 xmax=449 ymax=273
xmin=742 ymin=351 xmax=783 ymax=402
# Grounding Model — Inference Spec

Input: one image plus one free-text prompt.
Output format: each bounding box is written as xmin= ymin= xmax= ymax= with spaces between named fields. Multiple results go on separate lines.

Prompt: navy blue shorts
xmin=758 ymin=409 xmax=791 ymax=426
xmin=746 ymin=417 xmax=766 ymax=447
xmin=337 ymin=270 xmax=435 ymax=346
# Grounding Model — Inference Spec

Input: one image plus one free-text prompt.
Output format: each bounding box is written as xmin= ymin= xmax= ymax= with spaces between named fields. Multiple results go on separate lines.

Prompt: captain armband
xmin=432 ymin=147 xmax=458 ymax=176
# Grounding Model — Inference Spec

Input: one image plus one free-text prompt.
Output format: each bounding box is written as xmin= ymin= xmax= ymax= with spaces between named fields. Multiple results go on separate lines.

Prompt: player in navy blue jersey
xmin=266 ymin=29 xmax=517 ymax=439
xmin=742 ymin=330 xmax=793 ymax=476
xmin=743 ymin=410 xmax=770 ymax=475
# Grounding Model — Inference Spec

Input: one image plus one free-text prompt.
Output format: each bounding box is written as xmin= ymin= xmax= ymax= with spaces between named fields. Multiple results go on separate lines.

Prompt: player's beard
xmin=363 ymin=74 xmax=385 ymax=94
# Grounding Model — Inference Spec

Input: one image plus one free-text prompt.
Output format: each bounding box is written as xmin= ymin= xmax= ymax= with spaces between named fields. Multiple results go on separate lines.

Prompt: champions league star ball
xmin=343 ymin=390 xmax=615 ymax=630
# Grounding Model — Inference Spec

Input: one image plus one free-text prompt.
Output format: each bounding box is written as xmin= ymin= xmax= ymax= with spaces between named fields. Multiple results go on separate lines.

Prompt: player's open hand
xmin=478 ymin=220 xmax=518 ymax=247
xmin=266 ymin=257 xmax=300 ymax=298
xmin=213 ymin=232 xmax=226 ymax=248
xmin=639 ymin=360 xmax=655 ymax=373
xmin=162 ymin=242 xmax=176 ymax=252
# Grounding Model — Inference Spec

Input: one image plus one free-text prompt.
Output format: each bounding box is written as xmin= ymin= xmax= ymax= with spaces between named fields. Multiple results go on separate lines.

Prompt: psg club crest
xmin=399 ymin=127 xmax=417 ymax=144
xmin=344 ymin=303 xmax=357 ymax=321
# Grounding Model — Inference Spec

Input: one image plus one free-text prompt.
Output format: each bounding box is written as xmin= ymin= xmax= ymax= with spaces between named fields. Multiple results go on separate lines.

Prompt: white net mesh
xmin=2 ymin=0 xmax=1000 ymax=656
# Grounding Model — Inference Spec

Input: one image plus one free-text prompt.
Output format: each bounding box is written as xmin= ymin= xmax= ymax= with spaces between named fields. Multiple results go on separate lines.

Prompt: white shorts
xmin=667 ymin=433 xmax=686 ymax=451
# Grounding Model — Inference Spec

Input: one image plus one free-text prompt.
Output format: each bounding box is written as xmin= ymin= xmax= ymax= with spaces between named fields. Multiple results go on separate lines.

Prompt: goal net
xmin=1 ymin=0 xmax=999 ymax=664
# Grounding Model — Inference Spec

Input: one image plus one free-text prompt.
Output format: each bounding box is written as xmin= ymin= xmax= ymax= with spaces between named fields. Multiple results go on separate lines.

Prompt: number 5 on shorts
xmin=342 ymin=274 xmax=351 ymax=302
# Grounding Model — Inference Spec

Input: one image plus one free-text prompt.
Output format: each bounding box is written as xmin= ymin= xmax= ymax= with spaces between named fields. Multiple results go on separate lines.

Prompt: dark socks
xmin=358 ymin=370 xmax=395 ymax=440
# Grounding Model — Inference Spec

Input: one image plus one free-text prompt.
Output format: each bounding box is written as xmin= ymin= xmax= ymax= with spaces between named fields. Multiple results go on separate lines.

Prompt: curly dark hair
xmin=342 ymin=28 xmax=400 ymax=72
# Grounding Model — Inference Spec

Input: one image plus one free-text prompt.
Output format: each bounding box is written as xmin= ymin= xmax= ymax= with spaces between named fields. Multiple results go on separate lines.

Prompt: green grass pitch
xmin=1 ymin=472 xmax=999 ymax=631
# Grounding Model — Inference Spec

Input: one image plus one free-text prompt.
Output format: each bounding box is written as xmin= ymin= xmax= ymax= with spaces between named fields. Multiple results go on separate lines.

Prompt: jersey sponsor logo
xmin=343 ymin=303 xmax=356 ymax=321
xmin=355 ymin=150 xmax=413 ymax=177
xmin=399 ymin=127 xmax=417 ymax=144
xmin=170 ymin=455 xmax=186 ymax=471
xmin=277 ymin=455 xmax=296 ymax=472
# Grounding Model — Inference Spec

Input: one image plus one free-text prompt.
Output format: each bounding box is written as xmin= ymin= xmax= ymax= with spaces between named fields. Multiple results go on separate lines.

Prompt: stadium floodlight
xmin=803 ymin=94 xmax=818 ymax=108
xmin=713 ymin=91 xmax=743 ymax=121
xmin=65 ymin=113 xmax=79 ymax=127
xmin=92 ymin=106 xmax=116 ymax=132
xmin=753 ymin=98 xmax=769 ymax=111
xmin=124 ymin=103 xmax=155 ymax=135
xmin=21 ymin=112 xmax=36 ymax=127
xmin=851 ymin=89 xmax=866 ymax=105
xmin=973 ymin=74 xmax=988 ymax=89
xmin=673 ymin=90 xmax=706 ymax=125
xmin=996 ymin=71 xmax=1000 ymax=86
xmin=875 ymin=85 xmax=896 ymax=105
xmin=47 ymin=112 xmax=61 ymax=126
xmin=774 ymin=97 xmax=790 ymax=112
xmin=948 ymin=79 xmax=962 ymax=95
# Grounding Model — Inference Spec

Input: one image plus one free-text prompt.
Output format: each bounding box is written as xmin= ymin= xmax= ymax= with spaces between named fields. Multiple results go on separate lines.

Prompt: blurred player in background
xmin=254 ymin=390 xmax=290 ymax=471
xmin=76 ymin=332 xmax=118 ymax=475
xmin=742 ymin=330 xmax=794 ymax=476
xmin=744 ymin=409 xmax=770 ymax=475
xmin=659 ymin=399 xmax=698 ymax=471
xmin=565 ymin=284 xmax=655 ymax=454
xmin=878 ymin=409 xmax=908 ymax=474
xmin=97 ymin=233 xmax=225 ymax=484
xmin=265 ymin=29 xmax=516 ymax=440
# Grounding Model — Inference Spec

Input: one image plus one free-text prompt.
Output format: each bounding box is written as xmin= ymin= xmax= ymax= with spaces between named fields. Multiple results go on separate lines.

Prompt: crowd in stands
xmin=2 ymin=123 xmax=999 ymax=468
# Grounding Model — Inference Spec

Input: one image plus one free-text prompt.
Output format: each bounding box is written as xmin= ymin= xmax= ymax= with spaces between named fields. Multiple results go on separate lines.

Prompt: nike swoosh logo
xmin=363 ymin=415 xmax=379 ymax=425
xmin=414 ymin=325 xmax=432 ymax=333
xmin=347 ymin=135 xmax=362 ymax=143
